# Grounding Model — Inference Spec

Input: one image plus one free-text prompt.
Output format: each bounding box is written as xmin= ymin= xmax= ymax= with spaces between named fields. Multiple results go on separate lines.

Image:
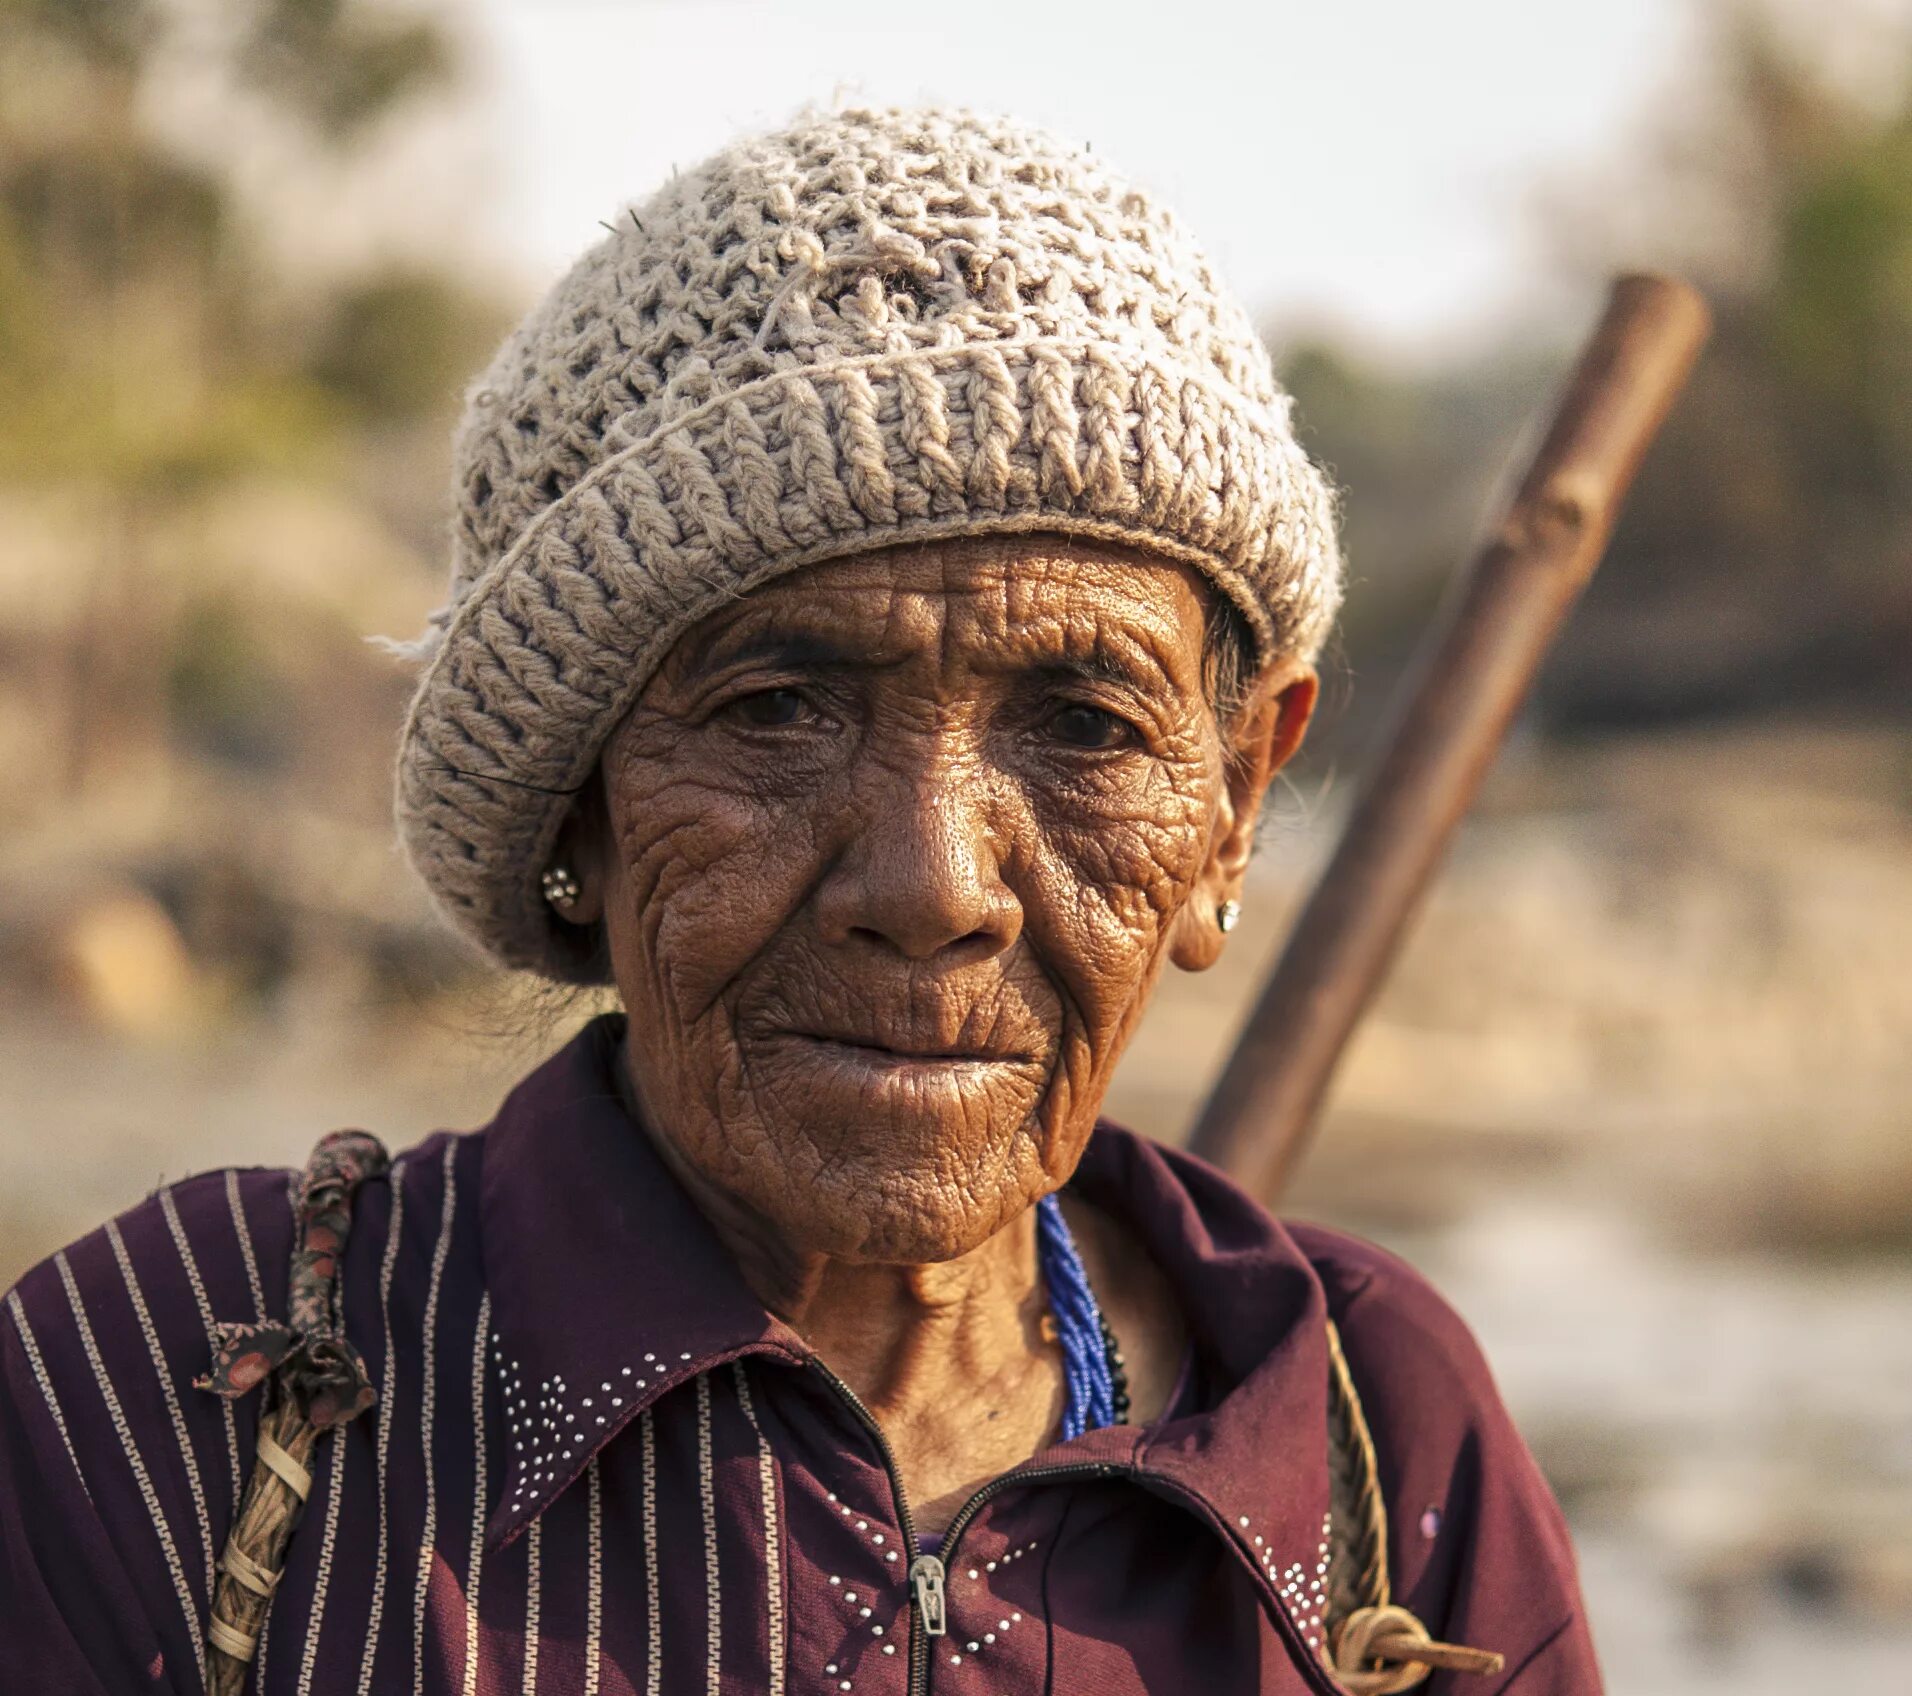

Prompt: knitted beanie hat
xmin=395 ymin=105 xmax=1343 ymax=981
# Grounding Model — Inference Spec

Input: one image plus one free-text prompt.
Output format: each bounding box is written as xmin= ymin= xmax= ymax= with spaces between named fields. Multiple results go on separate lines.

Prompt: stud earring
xmin=540 ymin=865 xmax=581 ymax=911
xmin=1217 ymin=898 xmax=1242 ymax=934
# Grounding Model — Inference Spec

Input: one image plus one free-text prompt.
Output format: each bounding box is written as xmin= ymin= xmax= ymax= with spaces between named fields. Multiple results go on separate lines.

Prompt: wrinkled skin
xmin=562 ymin=535 xmax=1315 ymax=1527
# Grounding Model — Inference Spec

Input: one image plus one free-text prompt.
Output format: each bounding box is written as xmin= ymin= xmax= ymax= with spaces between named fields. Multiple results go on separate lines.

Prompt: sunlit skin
xmin=559 ymin=535 xmax=1316 ymax=1531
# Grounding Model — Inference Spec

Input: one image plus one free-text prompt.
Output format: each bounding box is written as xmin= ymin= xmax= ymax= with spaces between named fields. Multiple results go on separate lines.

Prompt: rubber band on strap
xmin=207 ymin=1616 xmax=259 ymax=1662
xmin=219 ymin=1541 xmax=283 ymax=1597
xmin=256 ymin=1429 xmax=312 ymax=1502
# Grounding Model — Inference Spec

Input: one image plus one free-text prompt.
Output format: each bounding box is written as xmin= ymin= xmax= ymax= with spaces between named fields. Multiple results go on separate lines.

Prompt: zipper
xmin=810 ymin=1359 xmax=933 ymax=1693
xmin=909 ymin=1553 xmax=948 ymax=1635
xmin=810 ymin=1357 xmax=922 ymax=1549
xmin=933 ymin=1455 xmax=1122 ymax=1557
xmin=808 ymin=1358 xmax=1123 ymax=1694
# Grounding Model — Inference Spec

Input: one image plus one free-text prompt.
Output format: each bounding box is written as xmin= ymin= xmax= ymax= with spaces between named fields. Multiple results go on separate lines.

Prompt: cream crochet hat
xmin=396 ymin=105 xmax=1342 ymax=980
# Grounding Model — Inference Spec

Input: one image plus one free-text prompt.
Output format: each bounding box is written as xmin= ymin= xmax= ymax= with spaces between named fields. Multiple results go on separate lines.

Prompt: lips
xmin=735 ymin=960 xmax=1060 ymax=1078
xmin=775 ymin=1030 xmax=1035 ymax=1067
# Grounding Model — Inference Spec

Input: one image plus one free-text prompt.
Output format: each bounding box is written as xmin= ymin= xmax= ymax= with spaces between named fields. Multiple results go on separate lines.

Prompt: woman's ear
xmin=1168 ymin=661 xmax=1317 ymax=973
xmin=548 ymin=773 xmax=611 ymax=927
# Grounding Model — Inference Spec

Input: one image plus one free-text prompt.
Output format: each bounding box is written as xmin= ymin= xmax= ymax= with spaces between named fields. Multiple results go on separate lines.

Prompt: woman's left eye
xmin=729 ymin=688 xmax=810 ymax=727
xmin=1047 ymin=703 xmax=1135 ymax=751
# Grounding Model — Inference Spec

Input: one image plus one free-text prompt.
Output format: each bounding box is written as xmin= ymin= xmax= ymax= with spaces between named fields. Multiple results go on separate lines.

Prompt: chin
xmin=847 ymin=1206 xmax=1012 ymax=1267
xmin=781 ymin=1146 xmax=1042 ymax=1267
xmin=719 ymin=1046 xmax=1060 ymax=1256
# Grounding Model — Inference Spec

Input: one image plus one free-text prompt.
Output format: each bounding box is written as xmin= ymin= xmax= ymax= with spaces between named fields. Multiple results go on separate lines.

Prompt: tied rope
xmin=1035 ymin=1193 xmax=1117 ymax=1440
xmin=195 ymin=1130 xmax=389 ymax=1694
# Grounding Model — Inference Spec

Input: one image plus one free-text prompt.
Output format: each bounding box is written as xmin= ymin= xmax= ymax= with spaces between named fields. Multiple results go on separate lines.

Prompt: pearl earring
xmin=540 ymin=865 xmax=581 ymax=911
xmin=1217 ymin=898 xmax=1242 ymax=934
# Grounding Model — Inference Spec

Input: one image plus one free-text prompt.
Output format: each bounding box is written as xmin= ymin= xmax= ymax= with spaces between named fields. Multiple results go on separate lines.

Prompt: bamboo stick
xmin=1188 ymin=274 xmax=1711 ymax=1200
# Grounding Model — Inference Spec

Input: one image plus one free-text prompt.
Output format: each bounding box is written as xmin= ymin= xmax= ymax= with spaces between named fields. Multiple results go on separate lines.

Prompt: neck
xmin=769 ymin=1209 xmax=1048 ymax=1416
xmin=664 ymin=1132 xmax=1050 ymax=1422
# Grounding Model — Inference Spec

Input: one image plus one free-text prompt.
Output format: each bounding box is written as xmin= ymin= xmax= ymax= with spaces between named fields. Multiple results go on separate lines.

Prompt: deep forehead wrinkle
xmin=666 ymin=544 xmax=1208 ymax=698
xmin=684 ymin=603 xmax=1191 ymax=704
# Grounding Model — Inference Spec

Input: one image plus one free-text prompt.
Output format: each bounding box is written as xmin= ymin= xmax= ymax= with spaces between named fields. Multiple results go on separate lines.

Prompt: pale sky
xmin=460 ymin=0 xmax=1704 ymax=355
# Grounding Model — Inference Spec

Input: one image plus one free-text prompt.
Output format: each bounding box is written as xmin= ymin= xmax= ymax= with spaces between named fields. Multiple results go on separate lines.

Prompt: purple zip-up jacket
xmin=1 ymin=1016 xmax=1601 ymax=1693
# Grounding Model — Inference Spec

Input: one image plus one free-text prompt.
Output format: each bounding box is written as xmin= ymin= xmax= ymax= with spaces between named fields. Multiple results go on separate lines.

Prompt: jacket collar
xmin=480 ymin=1014 xmax=1333 ymax=1595
xmin=1069 ymin=1126 xmax=1337 ymax=1638
xmin=479 ymin=1015 xmax=807 ymax=1548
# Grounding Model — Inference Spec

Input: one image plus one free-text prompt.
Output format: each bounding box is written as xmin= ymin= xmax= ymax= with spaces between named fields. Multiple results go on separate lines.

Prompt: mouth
xmin=769 ymin=1030 xmax=1039 ymax=1072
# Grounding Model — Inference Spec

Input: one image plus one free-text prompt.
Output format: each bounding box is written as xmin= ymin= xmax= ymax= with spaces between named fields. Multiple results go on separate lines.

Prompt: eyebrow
xmin=683 ymin=623 xmax=1182 ymax=696
xmin=684 ymin=629 xmax=863 ymax=676
xmin=1034 ymin=649 xmax=1157 ymax=691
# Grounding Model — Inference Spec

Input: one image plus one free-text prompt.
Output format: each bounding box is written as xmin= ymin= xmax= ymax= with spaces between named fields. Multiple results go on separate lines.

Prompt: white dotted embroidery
xmin=493 ymin=1335 xmax=664 ymax=1515
xmin=823 ymin=1492 xmax=921 ymax=1688
xmin=976 ymin=1538 xmax=1037 ymax=1581
xmin=830 ymin=1560 xmax=905 ymax=1676
xmin=946 ymin=1545 xmax=1038 ymax=1659
xmin=834 ymin=1495 xmax=901 ymax=1564
xmin=1240 ymin=1511 xmax=1333 ymax=1656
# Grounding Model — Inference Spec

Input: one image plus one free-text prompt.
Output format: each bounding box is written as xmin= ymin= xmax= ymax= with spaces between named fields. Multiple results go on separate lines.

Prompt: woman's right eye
xmin=1046 ymin=702 xmax=1136 ymax=751
xmin=728 ymin=688 xmax=809 ymax=727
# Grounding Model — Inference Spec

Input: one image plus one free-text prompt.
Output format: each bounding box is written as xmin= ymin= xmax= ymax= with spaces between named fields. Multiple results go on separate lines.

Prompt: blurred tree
xmin=241 ymin=0 xmax=453 ymax=140
xmin=1276 ymin=340 xmax=1559 ymax=752
xmin=311 ymin=270 xmax=500 ymax=426
xmin=1282 ymin=1 xmax=1912 ymax=734
xmin=0 ymin=0 xmax=496 ymax=795
xmin=1555 ymin=3 xmax=1912 ymax=724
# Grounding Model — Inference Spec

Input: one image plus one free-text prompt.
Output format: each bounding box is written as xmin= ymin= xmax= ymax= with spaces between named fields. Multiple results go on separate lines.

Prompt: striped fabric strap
xmin=220 ymin=1541 xmax=283 ymax=1597
xmin=257 ymin=1429 xmax=312 ymax=1502
xmin=208 ymin=1616 xmax=260 ymax=1662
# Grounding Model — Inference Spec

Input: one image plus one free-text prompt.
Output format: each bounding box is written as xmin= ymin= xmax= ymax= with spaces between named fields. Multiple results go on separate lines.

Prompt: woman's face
xmin=574 ymin=535 xmax=1314 ymax=1265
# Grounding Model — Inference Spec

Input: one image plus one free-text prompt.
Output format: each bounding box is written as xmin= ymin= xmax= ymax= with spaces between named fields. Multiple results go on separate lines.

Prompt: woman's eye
xmin=729 ymin=688 xmax=809 ymax=727
xmin=1048 ymin=703 xmax=1134 ymax=750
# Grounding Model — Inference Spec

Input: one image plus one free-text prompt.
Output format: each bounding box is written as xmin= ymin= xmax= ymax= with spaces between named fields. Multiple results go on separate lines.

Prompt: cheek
xmin=600 ymin=726 xmax=823 ymax=1023
xmin=1024 ymin=744 xmax=1218 ymax=1024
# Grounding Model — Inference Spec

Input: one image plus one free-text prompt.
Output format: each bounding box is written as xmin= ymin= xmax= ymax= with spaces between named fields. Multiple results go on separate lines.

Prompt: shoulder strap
xmin=1321 ymin=1316 xmax=1506 ymax=1694
xmin=195 ymin=1132 xmax=389 ymax=1695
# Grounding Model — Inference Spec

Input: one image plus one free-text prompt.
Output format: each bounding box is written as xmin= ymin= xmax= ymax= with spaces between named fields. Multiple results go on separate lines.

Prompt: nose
xmin=814 ymin=759 xmax=1022 ymax=963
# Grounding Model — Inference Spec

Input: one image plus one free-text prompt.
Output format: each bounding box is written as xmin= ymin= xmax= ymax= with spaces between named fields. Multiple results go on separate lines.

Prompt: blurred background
xmin=1 ymin=0 xmax=1907 ymax=1689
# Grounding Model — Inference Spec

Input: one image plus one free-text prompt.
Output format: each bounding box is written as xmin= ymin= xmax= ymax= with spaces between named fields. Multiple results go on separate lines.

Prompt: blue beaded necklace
xmin=1034 ymin=1193 xmax=1129 ymax=1440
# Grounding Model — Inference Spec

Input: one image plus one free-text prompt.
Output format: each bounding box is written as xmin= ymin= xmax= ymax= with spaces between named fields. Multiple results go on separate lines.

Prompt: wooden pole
xmin=1187 ymin=274 xmax=1711 ymax=1202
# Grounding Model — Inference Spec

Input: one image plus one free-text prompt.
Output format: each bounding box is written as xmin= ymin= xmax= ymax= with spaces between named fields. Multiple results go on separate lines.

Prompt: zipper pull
xmin=909 ymin=1553 xmax=948 ymax=1636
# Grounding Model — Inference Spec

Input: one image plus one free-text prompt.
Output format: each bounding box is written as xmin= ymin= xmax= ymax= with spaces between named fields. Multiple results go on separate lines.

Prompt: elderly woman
xmin=2 ymin=109 xmax=1598 ymax=1694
